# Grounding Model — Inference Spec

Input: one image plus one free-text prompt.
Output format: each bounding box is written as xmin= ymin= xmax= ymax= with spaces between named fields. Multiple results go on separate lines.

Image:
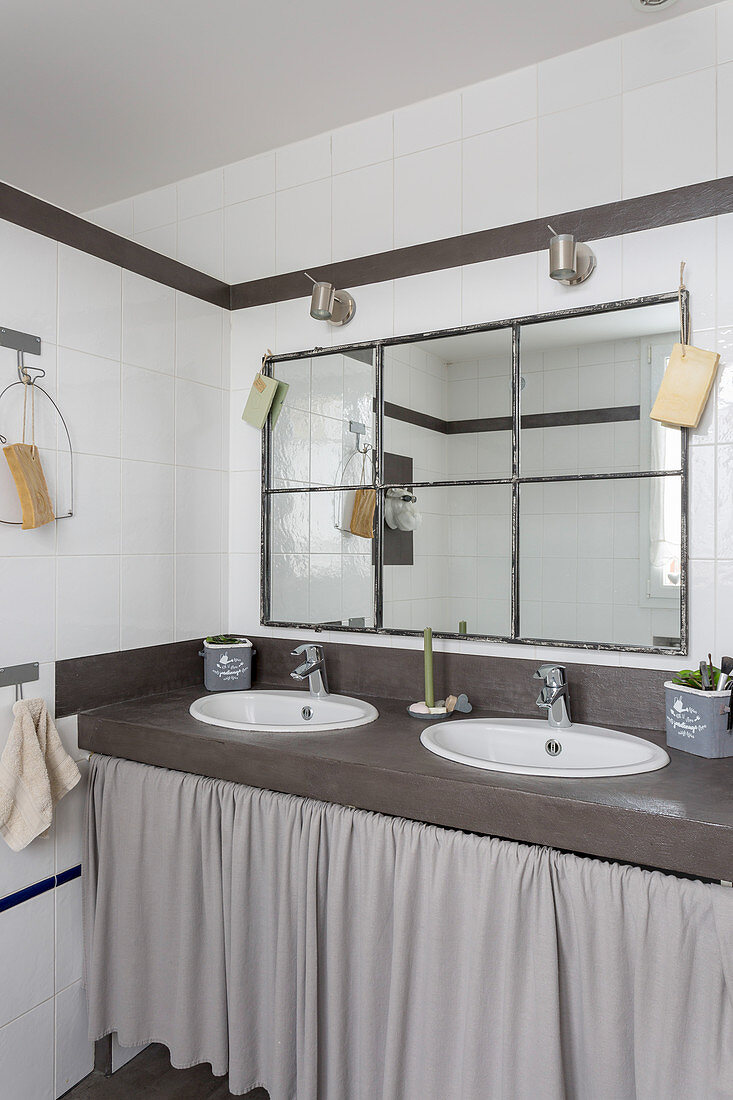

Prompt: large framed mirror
xmin=261 ymin=292 xmax=688 ymax=654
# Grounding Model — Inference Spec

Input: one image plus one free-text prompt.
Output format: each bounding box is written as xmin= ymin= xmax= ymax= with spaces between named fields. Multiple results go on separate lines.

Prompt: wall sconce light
xmin=304 ymin=273 xmax=356 ymax=326
xmin=547 ymin=225 xmax=596 ymax=286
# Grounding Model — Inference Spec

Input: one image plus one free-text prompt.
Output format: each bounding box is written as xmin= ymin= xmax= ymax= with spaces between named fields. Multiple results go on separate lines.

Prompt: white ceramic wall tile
xmin=229 ymin=390 xmax=264 ymax=472
xmin=224 ymin=152 xmax=276 ymax=205
xmin=539 ymin=98 xmax=622 ymax=215
xmin=57 ymin=454 xmax=121 ymax=556
xmin=176 ymin=292 xmax=223 ymax=387
xmin=120 ymin=460 xmax=174 ymax=554
xmin=230 ymin=305 xmax=276 ymax=390
xmin=175 ymin=553 xmax=222 ymax=640
xmin=176 ymin=466 xmax=222 ymax=554
xmin=55 ymin=878 xmax=83 ymax=991
xmin=690 ymin=559 xmax=716 ymax=657
xmin=332 ymin=280 xmax=394 ymax=345
xmin=718 ymin=61 xmax=733 ymax=178
xmin=122 ymin=364 xmax=175 ymax=464
xmin=56 ymin=556 xmax=120 ymax=659
xmin=0 ymin=891 xmax=54 ymax=1027
xmin=463 ymin=121 xmax=537 ymax=233
xmin=57 ymin=348 xmax=120 ymax=457
xmin=394 ymin=92 xmax=461 ymax=157
xmin=175 ymin=379 xmax=223 ymax=470
xmin=276 ymin=179 xmax=331 ymax=273
xmin=55 ymin=762 xmax=88 ymax=872
xmin=719 ymin=0 xmax=733 ymax=65
xmin=276 ymin=133 xmax=331 ymax=190
xmin=622 ymin=218 xmax=716 ymax=331
xmin=0 ymin=1000 xmax=54 ymax=1100
xmin=462 ymin=66 xmax=537 ymax=137
xmin=0 ymin=221 xmax=58 ymax=343
xmin=622 ymin=6 xmax=716 ymax=92
xmin=55 ymin=980 xmax=93 ymax=1099
xmin=122 ymin=271 xmax=175 ymax=374
xmin=537 ymin=235 xmax=623 ymax=314
xmin=177 ymin=167 xmax=223 ymax=220
xmin=274 ymin=295 xmax=333 ymax=354
xmin=332 ymin=113 xmax=393 ymax=174
xmin=622 ymin=69 xmax=716 ymax=198
xmin=0 ymin=825 xmax=54 ymax=901
xmin=394 ymin=143 xmax=461 ymax=249
xmin=133 ymin=185 xmax=177 ymax=233
xmin=120 ymin=554 xmax=175 ymax=648
xmin=228 ymin=552 xmax=262 ymax=631
xmin=85 ymin=199 xmax=134 ymax=238
xmin=58 ymin=247 xmax=121 ymax=360
xmin=538 ymin=39 xmax=621 ymax=115
xmin=224 ymin=194 xmax=276 ymax=282
xmin=228 ymin=472 xmax=262 ymax=555
xmin=177 ymin=209 xmax=224 ymax=279
xmin=134 ymin=222 xmax=177 ymax=259
xmin=332 ymin=161 xmax=393 ymax=262
xmin=394 ymin=268 xmax=462 ymax=335
xmin=689 ymin=445 xmax=716 ymax=558
xmin=0 ymin=557 xmax=55 ymax=666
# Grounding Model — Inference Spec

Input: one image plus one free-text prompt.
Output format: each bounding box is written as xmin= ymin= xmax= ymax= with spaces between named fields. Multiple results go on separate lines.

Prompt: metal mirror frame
xmin=261 ymin=290 xmax=689 ymax=655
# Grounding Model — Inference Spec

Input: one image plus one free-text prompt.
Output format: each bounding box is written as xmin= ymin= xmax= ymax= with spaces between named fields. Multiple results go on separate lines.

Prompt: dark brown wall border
xmin=230 ymin=176 xmax=733 ymax=309
xmin=0 ymin=181 xmax=230 ymax=308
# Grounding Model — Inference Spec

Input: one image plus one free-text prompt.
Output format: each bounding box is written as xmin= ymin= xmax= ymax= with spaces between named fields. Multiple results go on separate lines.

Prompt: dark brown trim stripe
xmin=230 ymin=176 xmax=733 ymax=309
xmin=385 ymin=402 xmax=641 ymax=435
xmin=0 ymin=181 xmax=230 ymax=308
xmin=3 ymin=174 xmax=731 ymax=314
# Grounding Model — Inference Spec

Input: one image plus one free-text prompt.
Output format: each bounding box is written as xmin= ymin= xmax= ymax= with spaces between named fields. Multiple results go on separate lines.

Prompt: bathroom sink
xmin=189 ymin=689 xmax=378 ymax=733
xmin=420 ymin=718 xmax=669 ymax=778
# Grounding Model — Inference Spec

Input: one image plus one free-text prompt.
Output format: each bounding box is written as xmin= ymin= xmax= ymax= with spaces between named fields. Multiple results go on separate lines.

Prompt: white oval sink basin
xmin=190 ymin=689 xmax=378 ymax=732
xmin=420 ymin=718 xmax=669 ymax=778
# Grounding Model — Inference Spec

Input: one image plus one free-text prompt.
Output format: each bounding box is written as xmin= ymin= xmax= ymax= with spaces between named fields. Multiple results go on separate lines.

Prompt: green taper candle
xmin=459 ymin=620 xmax=467 ymax=635
xmin=424 ymin=627 xmax=434 ymax=707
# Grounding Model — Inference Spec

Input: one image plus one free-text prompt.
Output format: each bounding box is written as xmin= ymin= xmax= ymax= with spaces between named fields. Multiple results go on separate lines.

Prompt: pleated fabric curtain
xmin=83 ymin=755 xmax=733 ymax=1099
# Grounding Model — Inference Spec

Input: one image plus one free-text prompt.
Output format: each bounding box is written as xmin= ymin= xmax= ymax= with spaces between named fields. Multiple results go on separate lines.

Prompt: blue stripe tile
xmin=0 ymin=864 xmax=82 ymax=913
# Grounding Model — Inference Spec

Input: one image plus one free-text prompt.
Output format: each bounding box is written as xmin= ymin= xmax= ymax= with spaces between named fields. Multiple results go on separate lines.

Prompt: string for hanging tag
xmin=20 ymin=374 xmax=37 ymax=457
xmin=678 ymin=261 xmax=689 ymax=358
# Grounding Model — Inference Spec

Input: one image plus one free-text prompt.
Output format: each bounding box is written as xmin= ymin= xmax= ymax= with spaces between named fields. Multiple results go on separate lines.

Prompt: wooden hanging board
xmin=3 ymin=443 xmax=55 ymax=528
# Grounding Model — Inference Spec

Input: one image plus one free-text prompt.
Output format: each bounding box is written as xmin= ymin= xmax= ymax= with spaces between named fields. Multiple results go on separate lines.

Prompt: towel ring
xmin=0 ymin=380 xmax=74 ymax=525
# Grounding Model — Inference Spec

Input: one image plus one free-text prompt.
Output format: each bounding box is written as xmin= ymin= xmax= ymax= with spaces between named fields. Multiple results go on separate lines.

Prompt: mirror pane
xmin=268 ymin=489 xmax=375 ymax=627
xmin=383 ymin=328 xmax=513 ymax=482
xmin=520 ymin=302 xmax=681 ymax=476
xmin=270 ymin=349 xmax=376 ymax=488
xmin=383 ymin=484 xmax=512 ymax=635
xmin=519 ymin=476 xmax=681 ymax=647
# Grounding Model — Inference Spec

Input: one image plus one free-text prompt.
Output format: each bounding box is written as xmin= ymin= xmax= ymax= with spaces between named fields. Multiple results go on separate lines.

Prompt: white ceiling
xmin=0 ymin=0 xmax=718 ymax=212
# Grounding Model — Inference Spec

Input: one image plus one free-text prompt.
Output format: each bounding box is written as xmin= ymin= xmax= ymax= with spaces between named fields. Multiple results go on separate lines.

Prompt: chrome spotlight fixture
xmin=547 ymin=225 xmax=596 ymax=286
xmin=304 ymin=273 xmax=356 ymax=326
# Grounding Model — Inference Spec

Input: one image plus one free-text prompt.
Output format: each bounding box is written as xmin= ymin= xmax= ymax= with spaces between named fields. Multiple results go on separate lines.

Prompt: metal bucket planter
xmin=664 ymin=682 xmax=733 ymax=759
xmin=201 ymin=637 xmax=255 ymax=691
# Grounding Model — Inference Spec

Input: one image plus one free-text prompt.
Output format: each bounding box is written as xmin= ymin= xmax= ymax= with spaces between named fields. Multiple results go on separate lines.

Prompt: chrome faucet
xmin=534 ymin=664 xmax=572 ymax=729
xmin=290 ymin=643 xmax=329 ymax=697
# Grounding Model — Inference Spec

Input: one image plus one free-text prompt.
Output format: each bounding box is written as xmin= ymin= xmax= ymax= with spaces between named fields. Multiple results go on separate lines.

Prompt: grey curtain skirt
xmin=83 ymin=754 xmax=733 ymax=1099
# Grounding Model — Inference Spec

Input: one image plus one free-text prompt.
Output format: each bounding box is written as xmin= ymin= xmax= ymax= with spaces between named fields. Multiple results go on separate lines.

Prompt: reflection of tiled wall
xmin=270 ymin=352 xmax=375 ymax=625
xmin=88 ymin=2 xmax=733 ymax=669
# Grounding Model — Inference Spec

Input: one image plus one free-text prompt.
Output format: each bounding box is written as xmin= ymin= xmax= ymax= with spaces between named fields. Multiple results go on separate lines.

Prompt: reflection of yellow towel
xmin=0 ymin=698 xmax=81 ymax=851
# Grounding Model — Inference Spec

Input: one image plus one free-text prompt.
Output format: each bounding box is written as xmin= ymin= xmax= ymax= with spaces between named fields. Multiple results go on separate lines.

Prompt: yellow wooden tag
xmin=3 ymin=444 xmax=55 ymax=529
xmin=650 ymin=343 xmax=720 ymax=428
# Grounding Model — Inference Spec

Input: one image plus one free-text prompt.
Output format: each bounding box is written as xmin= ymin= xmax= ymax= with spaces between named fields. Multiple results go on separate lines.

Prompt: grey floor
xmin=63 ymin=1044 xmax=269 ymax=1099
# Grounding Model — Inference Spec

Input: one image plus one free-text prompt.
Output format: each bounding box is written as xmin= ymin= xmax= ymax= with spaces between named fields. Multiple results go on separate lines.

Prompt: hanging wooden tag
xmin=650 ymin=342 xmax=720 ymax=428
xmin=3 ymin=444 xmax=55 ymax=528
xmin=350 ymin=487 xmax=376 ymax=539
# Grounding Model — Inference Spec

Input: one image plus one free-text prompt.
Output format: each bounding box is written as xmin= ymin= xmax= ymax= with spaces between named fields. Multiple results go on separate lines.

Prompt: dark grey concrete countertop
xmin=78 ymin=685 xmax=733 ymax=882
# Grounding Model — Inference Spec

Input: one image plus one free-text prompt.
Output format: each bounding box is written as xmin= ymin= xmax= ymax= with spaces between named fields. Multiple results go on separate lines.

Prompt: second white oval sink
xmin=190 ymin=689 xmax=378 ymax=732
xmin=420 ymin=718 xmax=669 ymax=778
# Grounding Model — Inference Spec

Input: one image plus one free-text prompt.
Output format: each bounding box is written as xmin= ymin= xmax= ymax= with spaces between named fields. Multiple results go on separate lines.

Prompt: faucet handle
xmin=534 ymin=664 xmax=567 ymax=684
xmin=291 ymin=642 xmax=324 ymax=659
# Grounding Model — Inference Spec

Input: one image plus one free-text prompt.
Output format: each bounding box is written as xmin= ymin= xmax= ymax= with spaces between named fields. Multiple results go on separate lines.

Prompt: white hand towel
xmin=0 ymin=698 xmax=81 ymax=851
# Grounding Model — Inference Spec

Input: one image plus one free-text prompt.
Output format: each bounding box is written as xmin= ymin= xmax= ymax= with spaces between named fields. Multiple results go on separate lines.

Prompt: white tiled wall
xmin=83 ymin=1 xmax=733 ymax=676
xmin=0 ymin=217 xmax=228 ymax=1096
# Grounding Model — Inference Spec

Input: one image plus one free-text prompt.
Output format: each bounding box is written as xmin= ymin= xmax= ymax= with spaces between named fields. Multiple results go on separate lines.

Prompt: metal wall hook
xmin=16 ymin=349 xmax=45 ymax=387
